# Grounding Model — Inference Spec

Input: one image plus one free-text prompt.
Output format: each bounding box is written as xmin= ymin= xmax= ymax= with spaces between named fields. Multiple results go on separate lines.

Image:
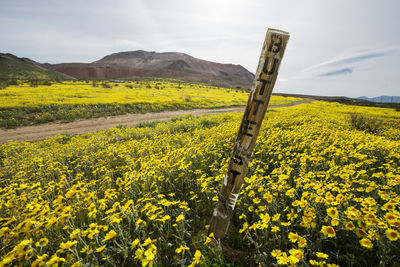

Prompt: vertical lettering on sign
xmin=208 ymin=28 xmax=289 ymax=239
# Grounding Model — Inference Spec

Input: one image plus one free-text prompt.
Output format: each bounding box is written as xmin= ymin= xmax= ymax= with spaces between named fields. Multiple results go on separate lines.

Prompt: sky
xmin=1 ymin=0 xmax=399 ymax=97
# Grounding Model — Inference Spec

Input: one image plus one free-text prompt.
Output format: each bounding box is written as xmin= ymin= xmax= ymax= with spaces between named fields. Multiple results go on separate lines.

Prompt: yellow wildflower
xmin=189 ymin=250 xmax=202 ymax=266
xmin=327 ymin=207 xmax=339 ymax=219
xmin=176 ymin=214 xmax=184 ymax=223
xmin=71 ymin=261 xmax=82 ymax=267
xmin=272 ymin=213 xmax=281 ymax=221
xmin=14 ymin=239 xmax=32 ymax=260
xmin=175 ymin=245 xmax=189 ymax=255
xmin=316 ymin=252 xmax=329 ymax=259
xmin=271 ymin=249 xmax=282 ymax=258
xmin=0 ymin=227 xmax=10 ymax=237
xmin=35 ymin=238 xmax=49 ymax=248
xmin=321 ymin=225 xmax=336 ymax=237
xmin=46 ymin=255 xmax=65 ymax=266
xmin=60 ymin=240 xmax=77 ymax=251
xmin=96 ymin=245 xmax=106 ymax=253
xmin=277 ymin=252 xmax=290 ymax=265
xmin=298 ymin=236 xmax=307 ymax=248
xmin=271 ymin=226 xmax=280 ymax=232
xmin=288 ymin=232 xmax=299 ymax=243
xmin=386 ymin=229 xmax=399 ymax=241
xmin=142 ymin=237 xmax=156 ymax=247
xmin=70 ymin=229 xmax=81 ymax=240
xmin=359 ymin=238 xmax=373 ymax=249
xmin=345 ymin=221 xmax=355 ymax=230
xmin=31 ymin=254 xmax=48 ymax=267
xmin=239 ymin=222 xmax=248 ymax=233
xmin=131 ymin=238 xmax=140 ymax=249
xmin=103 ymin=230 xmax=117 ymax=242
xmin=289 ymin=248 xmax=303 ymax=260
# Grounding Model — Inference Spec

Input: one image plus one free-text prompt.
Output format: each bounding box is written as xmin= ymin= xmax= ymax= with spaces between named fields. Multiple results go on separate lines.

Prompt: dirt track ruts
xmin=0 ymin=100 xmax=312 ymax=144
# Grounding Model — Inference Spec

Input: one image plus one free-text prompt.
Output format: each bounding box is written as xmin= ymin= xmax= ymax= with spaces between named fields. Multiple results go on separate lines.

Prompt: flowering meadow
xmin=0 ymin=101 xmax=399 ymax=266
xmin=0 ymin=80 xmax=300 ymax=128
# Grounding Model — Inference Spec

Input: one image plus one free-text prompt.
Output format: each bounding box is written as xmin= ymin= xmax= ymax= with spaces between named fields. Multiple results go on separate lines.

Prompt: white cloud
xmin=0 ymin=0 xmax=399 ymax=97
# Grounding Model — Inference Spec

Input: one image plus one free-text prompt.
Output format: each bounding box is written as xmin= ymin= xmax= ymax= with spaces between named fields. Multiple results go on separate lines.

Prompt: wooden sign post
xmin=208 ymin=28 xmax=290 ymax=239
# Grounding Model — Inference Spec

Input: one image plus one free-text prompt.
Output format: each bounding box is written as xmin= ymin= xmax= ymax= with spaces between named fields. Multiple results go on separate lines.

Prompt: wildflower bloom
xmin=142 ymin=245 xmax=157 ymax=267
xmin=203 ymin=237 xmax=212 ymax=245
xmin=142 ymin=238 xmax=156 ymax=247
xmin=35 ymin=238 xmax=49 ymax=247
xmin=203 ymin=232 xmax=214 ymax=245
xmin=277 ymin=252 xmax=290 ymax=265
xmin=31 ymin=254 xmax=48 ymax=267
xmin=355 ymin=228 xmax=367 ymax=238
xmin=386 ymin=229 xmax=399 ymax=241
xmin=71 ymin=262 xmax=82 ymax=267
xmin=271 ymin=226 xmax=280 ymax=232
xmin=14 ymin=239 xmax=32 ymax=259
xmin=327 ymin=207 xmax=339 ymax=219
xmin=272 ymin=213 xmax=281 ymax=221
xmin=176 ymin=214 xmax=184 ymax=223
xmin=135 ymin=248 xmax=144 ymax=261
xmin=271 ymin=249 xmax=282 ymax=258
xmin=60 ymin=240 xmax=77 ymax=251
xmin=287 ymin=209 xmax=298 ymax=221
xmin=316 ymin=252 xmax=329 ymax=259
xmin=321 ymin=225 xmax=336 ymax=237
xmin=46 ymin=255 xmax=65 ymax=266
xmin=80 ymin=245 xmax=89 ymax=253
xmin=298 ymin=236 xmax=307 ymax=248
xmin=175 ymin=245 xmax=190 ymax=255
xmin=136 ymin=219 xmax=146 ymax=226
xmin=103 ymin=230 xmax=117 ymax=242
xmin=189 ymin=250 xmax=202 ymax=267
xmin=131 ymin=238 xmax=140 ymax=249
xmin=96 ymin=245 xmax=106 ymax=253
xmin=345 ymin=221 xmax=355 ymax=230
xmin=70 ymin=229 xmax=81 ymax=240
xmin=157 ymin=215 xmax=171 ymax=223
xmin=289 ymin=248 xmax=303 ymax=261
xmin=359 ymin=238 xmax=373 ymax=249
xmin=288 ymin=232 xmax=299 ymax=243
xmin=1 ymin=95 xmax=400 ymax=266
xmin=0 ymin=227 xmax=10 ymax=237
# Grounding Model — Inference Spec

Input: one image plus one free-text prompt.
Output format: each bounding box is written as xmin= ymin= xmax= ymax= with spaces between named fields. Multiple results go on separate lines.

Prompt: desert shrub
xmin=101 ymin=83 xmax=112 ymax=89
xmin=350 ymin=114 xmax=382 ymax=134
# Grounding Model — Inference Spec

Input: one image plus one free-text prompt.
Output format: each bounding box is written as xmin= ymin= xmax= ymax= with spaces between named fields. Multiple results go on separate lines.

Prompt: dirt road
xmin=0 ymin=100 xmax=312 ymax=144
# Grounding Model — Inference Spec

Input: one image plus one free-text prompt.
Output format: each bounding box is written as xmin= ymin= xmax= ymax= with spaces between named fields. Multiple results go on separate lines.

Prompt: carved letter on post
xmin=208 ymin=28 xmax=290 ymax=239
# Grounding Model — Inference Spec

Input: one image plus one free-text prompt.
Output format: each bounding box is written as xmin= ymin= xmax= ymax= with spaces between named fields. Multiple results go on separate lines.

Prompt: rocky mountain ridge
xmin=45 ymin=50 xmax=254 ymax=87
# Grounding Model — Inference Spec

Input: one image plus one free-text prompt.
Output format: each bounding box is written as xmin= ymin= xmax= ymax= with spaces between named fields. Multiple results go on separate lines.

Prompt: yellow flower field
xmin=1 ymin=80 xmax=251 ymax=107
xmin=0 ymin=101 xmax=399 ymax=266
xmin=0 ymin=80 xmax=301 ymax=128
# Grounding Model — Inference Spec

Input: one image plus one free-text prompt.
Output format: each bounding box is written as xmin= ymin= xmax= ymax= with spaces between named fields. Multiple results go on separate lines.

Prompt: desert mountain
xmin=45 ymin=50 xmax=254 ymax=87
xmin=0 ymin=53 xmax=73 ymax=80
xmin=358 ymin=95 xmax=400 ymax=104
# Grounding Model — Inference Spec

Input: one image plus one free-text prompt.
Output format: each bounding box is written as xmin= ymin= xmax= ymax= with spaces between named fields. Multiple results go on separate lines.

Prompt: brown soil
xmin=0 ymin=100 xmax=312 ymax=144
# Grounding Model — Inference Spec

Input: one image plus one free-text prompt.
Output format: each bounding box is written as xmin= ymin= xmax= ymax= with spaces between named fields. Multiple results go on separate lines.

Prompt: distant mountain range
xmin=43 ymin=50 xmax=254 ymax=87
xmin=0 ymin=53 xmax=73 ymax=80
xmin=358 ymin=96 xmax=400 ymax=103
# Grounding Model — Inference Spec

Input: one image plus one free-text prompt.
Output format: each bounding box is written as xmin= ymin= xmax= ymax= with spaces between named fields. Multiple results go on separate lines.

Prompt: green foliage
xmin=350 ymin=113 xmax=400 ymax=140
xmin=0 ymin=53 xmax=70 ymax=81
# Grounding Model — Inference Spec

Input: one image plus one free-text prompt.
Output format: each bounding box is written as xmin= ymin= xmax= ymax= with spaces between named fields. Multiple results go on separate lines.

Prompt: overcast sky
xmin=1 ymin=0 xmax=399 ymax=97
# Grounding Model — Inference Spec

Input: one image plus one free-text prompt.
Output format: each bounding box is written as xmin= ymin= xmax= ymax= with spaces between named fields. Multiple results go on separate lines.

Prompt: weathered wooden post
xmin=208 ymin=28 xmax=290 ymax=239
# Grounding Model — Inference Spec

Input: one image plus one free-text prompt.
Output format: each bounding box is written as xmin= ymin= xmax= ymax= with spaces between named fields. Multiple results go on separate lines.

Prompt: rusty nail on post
xmin=208 ymin=28 xmax=290 ymax=239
